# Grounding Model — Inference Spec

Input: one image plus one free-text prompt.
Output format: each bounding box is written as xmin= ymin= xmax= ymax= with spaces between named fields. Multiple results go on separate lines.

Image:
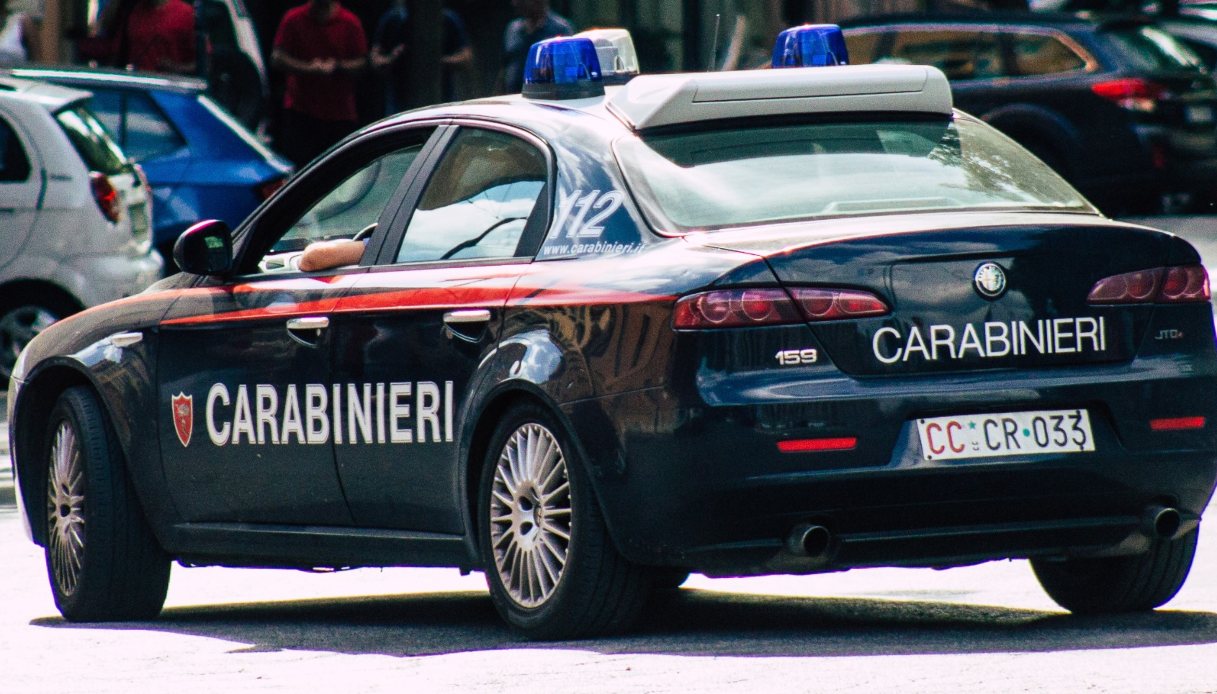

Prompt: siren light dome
xmin=772 ymin=24 xmax=850 ymax=68
xmin=522 ymin=36 xmax=605 ymax=100
xmin=574 ymin=28 xmax=640 ymax=84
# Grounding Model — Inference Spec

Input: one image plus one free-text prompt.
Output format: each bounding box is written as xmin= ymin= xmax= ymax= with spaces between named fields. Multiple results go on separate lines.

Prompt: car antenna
xmin=707 ymin=13 xmax=722 ymax=71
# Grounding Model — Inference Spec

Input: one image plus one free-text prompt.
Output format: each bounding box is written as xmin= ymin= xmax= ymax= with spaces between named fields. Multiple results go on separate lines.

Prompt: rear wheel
xmin=45 ymin=387 xmax=171 ymax=621
xmin=477 ymin=404 xmax=650 ymax=639
xmin=1030 ymin=528 xmax=1198 ymax=614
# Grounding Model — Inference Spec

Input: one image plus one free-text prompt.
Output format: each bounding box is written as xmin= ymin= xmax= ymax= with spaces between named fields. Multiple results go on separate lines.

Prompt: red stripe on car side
xmin=161 ymin=283 xmax=674 ymax=327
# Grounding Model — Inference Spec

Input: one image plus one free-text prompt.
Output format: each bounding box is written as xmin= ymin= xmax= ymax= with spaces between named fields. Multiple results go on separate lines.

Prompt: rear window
xmin=54 ymin=103 xmax=127 ymax=175
xmin=1103 ymin=26 xmax=1204 ymax=71
xmin=615 ymin=115 xmax=1095 ymax=232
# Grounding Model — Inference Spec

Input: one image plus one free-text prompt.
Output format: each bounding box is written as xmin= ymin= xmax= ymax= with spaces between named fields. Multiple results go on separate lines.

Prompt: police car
xmin=9 ymin=26 xmax=1217 ymax=639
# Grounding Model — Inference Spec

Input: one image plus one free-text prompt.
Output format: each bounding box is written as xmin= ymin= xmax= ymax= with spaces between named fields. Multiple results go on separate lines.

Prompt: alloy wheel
xmin=47 ymin=420 xmax=86 ymax=597
xmin=488 ymin=422 xmax=572 ymax=608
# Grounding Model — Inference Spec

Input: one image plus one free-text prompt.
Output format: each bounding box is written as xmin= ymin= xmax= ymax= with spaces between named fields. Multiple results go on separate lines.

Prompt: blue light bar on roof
xmin=523 ymin=36 xmax=605 ymax=100
xmin=772 ymin=24 xmax=849 ymax=68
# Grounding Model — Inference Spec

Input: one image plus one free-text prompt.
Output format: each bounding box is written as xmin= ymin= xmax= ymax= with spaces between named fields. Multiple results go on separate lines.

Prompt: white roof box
xmin=606 ymin=64 xmax=952 ymax=130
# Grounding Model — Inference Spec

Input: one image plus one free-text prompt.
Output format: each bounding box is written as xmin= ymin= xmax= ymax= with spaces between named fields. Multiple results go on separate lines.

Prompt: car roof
xmin=0 ymin=66 xmax=207 ymax=95
xmin=839 ymin=10 xmax=1152 ymax=31
xmin=0 ymin=75 xmax=91 ymax=111
xmin=375 ymin=63 xmax=953 ymax=138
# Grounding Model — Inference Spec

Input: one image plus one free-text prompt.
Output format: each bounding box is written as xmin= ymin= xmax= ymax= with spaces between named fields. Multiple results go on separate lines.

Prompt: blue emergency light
xmin=523 ymin=36 xmax=605 ymax=100
xmin=771 ymin=24 xmax=849 ymax=68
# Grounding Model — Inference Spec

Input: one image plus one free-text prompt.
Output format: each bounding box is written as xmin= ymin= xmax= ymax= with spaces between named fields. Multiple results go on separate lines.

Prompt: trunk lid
xmin=696 ymin=213 xmax=1181 ymax=376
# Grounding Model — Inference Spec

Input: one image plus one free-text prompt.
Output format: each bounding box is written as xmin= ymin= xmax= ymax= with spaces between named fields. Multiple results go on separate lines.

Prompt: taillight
xmin=256 ymin=176 xmax=287 ymax=201
xmin=1087 ymin=265 xmax=1210 ymax=304
xmin=789 ymin=288 xmax=889 ymax=321
xmin=89 ymin=171 xmax=121 ymax=223
xmin=673 ymin=287 xmax=889 ymax=328
xmin=1091 ymin=78 xmax=1167 ymax=113
xmin=674 ymin=289 xmax=802 ymax=328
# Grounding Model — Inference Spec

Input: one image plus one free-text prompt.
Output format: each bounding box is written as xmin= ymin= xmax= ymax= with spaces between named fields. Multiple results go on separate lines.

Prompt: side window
xmin=1010 ymin=33 xmax=1088 ymax=76
xmin=887 ymin=30 xmax=1003 ymax=81
xmin=0 ymin=117 xmax=30 ymax=182
xmin=120 ymin=91 xmax=185 ymax=160
xmin=396 ymin=128 xmax=547 ymax=264
xmin=268 ymin=144 xmax=423 ymax=256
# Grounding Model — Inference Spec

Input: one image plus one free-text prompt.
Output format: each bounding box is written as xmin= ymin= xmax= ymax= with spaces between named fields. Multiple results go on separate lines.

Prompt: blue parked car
xmin=4 ymin=67 xmax=292 ymax=270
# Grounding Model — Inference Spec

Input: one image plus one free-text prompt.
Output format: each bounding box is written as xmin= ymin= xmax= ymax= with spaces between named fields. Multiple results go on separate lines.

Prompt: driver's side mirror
xmin=174 ymin=220 xmax=233 ymax=276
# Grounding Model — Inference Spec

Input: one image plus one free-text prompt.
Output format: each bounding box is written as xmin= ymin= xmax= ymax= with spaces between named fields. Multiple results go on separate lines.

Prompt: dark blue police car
xmin=9 ymin=27 xmax=1217 ymax=639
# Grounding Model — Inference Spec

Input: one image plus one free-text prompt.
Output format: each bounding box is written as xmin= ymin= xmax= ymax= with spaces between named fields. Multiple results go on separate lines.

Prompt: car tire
xmin=44 ymin=386 xmax=171 ymax=621
xmin=477 ymin=403 xmax=650 ymax=639
xmin=0 ymin=296 xmax=74 ymax=383
xmin=1030 ymin=528 xmax=1198 ymax=614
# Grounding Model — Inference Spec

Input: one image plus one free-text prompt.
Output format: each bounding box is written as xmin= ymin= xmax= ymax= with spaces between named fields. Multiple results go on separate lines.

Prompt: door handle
xmin=109 ymin=331 xmax=143 ymax=347
xmin=443 ymin=309 xmax=491 ymax=343
xmin=287 ymin=316 xmax=330 ymax=331
xmin=443 ymin=309 xmax=491 ymax=325
xmin=286 ymin=316 xmax=329 ymax=347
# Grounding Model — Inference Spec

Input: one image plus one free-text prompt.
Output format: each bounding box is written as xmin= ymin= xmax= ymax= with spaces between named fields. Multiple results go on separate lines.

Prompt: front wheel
xmin=1030 ymin=528 xmax=1198 ymax=614
xmin=477 ymin=404 xmax=650 ymax=639
xmin=45 ymin=387 xmax=171 ymax=621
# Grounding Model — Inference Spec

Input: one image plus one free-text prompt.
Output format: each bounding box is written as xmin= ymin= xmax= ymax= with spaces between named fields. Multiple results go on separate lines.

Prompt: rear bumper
xmin=570 ymin=355 xmax=1217 ymax=576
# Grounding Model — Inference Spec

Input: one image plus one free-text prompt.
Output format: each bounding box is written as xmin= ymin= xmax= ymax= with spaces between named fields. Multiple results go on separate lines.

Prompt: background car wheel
xmin=478 ymin=404 xmax=650 ymax=639
xmin=45 ymin=386 xmax=171 ymax=621
xmin=0 ymin=297 xmax=72 ymax=383
xmin=1030 ymin=528 xmax=1198 ymax=614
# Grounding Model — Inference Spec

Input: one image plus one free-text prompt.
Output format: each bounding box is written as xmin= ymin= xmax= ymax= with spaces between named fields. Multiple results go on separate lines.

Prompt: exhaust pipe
xmin=1143 ymin=505 xmax=1183 ymax=540
xmin=787 ymin=523 xmax=833 ymax=559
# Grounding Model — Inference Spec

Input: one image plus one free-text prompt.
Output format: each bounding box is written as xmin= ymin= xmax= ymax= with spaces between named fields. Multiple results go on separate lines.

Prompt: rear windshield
xmin=1103 ymin=25 xmax=1204 ymax=71
xmin=614 ymin=115 xmax=1095 ymax=232
xmin=54 ymin=103 xmax=128 ymax=175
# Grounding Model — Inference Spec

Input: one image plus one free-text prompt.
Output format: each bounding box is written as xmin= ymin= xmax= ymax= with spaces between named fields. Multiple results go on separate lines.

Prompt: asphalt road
xmin=2 ymin=216 xmax=1217 ymax=693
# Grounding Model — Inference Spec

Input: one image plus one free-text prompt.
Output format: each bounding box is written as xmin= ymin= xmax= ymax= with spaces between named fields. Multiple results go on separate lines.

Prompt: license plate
xmin=917 ymin=409 xmax=1094 ymax=461
xmin=1187 ymin=104 xmax=1214 ymax=124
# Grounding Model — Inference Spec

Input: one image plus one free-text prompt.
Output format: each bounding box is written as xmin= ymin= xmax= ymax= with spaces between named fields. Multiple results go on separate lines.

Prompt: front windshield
xmin=614 ymin=114 xmax=1096 ymax=232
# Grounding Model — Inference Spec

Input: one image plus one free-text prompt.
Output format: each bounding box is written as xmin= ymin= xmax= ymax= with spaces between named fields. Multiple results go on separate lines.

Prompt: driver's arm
xmin=299 ymin=239 xmax=367 ymax=272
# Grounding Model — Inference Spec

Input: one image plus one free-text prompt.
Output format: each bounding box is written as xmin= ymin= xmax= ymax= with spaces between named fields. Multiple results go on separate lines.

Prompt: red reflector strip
xmin=777 ymin=437 xmax=857 ymax=453
xmin=1150 ymin=417 xmax=1206 ymax=432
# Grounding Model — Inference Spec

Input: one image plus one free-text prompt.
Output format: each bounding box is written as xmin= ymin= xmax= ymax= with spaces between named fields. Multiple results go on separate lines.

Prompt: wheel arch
xmin=0 ymin=280 xmax=84 ymax=316
xmin=456 ymin=319 xmax=623 ymax=562
xmin=11 ymin=363 xmax=93 ymax=546
xmin=459 ymin=383 xmax=570 ymax=566
xmin=13 ymin=355 xmax=173 ymax=550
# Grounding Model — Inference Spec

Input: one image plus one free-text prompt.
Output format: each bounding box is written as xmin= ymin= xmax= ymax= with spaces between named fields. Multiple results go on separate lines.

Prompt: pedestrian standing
xmin=500 ymin=0 xmax=573 ymax=94
xmin=271 ymin=0 xmax=367 ymax=168
xmin=122 ymin=0 xmax=196 ymax=74
xmin=0 ymin=0 xmax=37 ymax=65
xmin=371 ymin=0 xmax=473 ymax=114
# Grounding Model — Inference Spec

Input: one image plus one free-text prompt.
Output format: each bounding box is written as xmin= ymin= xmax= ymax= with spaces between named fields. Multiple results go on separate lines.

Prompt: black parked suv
xmin=841 ymin=13 xmax=1217 ymax=213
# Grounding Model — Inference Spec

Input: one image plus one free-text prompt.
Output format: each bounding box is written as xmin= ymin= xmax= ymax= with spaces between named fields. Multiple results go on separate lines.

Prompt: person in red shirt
xmin=271 ymin=0 xmax=367 ymax=168
xmin=123 ymin=0 xmax=195 ymax=74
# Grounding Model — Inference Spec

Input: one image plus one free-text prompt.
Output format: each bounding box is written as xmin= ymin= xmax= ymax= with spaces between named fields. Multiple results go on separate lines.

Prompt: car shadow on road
xmin=30 ymin=588 xmax=1217 ymax=658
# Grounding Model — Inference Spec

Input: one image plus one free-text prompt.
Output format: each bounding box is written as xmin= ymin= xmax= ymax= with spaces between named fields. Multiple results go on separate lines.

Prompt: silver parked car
xmin=0 ymin=76 xmax=162 ymax=380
